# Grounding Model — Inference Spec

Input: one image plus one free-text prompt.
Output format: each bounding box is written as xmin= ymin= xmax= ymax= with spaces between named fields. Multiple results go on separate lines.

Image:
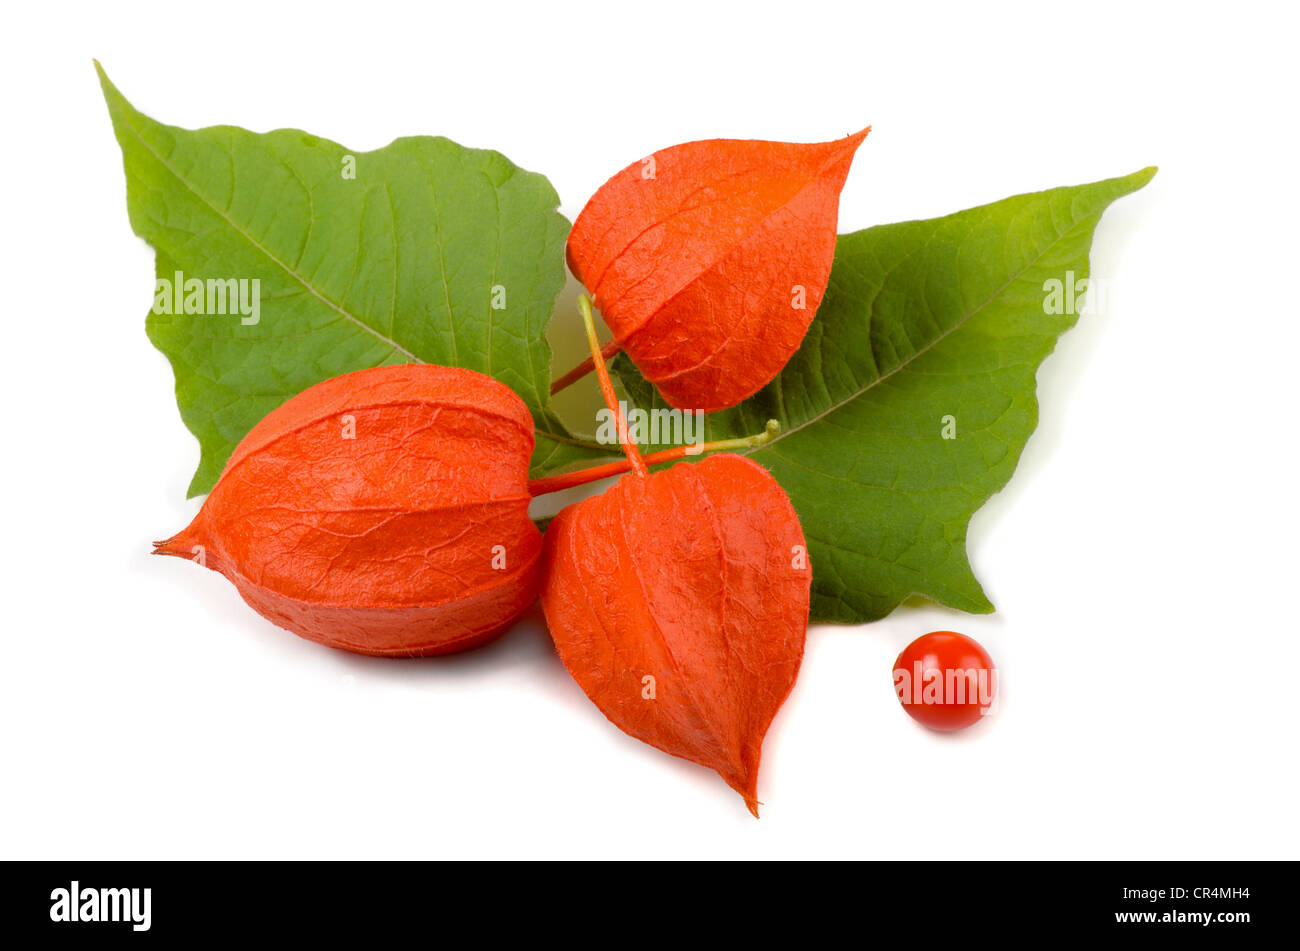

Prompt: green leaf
xmin=617 ymin=167 xmax=1156 ymax=623
xmin=97 ymin=63 xmax=599 ymax=496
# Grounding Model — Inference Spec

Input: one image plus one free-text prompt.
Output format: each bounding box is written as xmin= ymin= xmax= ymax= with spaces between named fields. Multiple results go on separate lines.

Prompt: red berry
xmin=893 ymin=631 xmax=997 ymax=731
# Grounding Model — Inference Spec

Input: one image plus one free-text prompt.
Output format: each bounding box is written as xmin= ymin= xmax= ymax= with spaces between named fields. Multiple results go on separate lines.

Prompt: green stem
xmin=530 ymin=294 xmax=781 ymax=497
xmin=578 ymin=293 xmax=647 ymax=478
xmin=529 ymin=419 xmax=779 ymax=496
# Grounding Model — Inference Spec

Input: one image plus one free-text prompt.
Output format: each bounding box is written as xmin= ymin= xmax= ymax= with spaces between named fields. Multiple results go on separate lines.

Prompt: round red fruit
xmin=893 ymin=631 xmax=997 ymax=731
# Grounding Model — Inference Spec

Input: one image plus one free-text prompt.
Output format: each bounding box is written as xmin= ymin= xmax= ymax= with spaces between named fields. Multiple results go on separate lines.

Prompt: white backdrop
xmin=2 ymin=0 xmax=1296 ymax=859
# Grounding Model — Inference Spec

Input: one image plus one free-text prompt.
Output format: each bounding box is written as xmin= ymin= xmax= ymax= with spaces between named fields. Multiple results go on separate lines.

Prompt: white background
xmin=2 ymin=1 xmax=1297 ymax=859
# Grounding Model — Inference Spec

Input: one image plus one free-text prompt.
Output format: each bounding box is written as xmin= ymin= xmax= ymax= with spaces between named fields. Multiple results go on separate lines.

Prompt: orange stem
xmin=529 ymin=420 xmax=781 ymax=497
xmin=550 ymin=339 xmax=622 ymax=395
xmin=530 ymin=445 xmax=697 ymax=496
xmin=578 ymin=294 xmax=646 ymax=477
xmin=529 ymin=295 xmax=780 ymax=498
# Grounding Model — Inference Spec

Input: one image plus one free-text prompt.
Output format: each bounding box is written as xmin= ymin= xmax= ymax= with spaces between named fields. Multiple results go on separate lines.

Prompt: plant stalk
xmin=528 ymin=419 xmax=780 ymax=496
xmin=578 ymin=293 xmax=647 ymax=477
xmin=550 ymin=339 xmax=622 ymax=396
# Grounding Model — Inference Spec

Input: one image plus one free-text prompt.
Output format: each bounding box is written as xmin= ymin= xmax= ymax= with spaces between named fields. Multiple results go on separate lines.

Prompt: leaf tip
xmin=1116 ymin=165 xmax=1158 ymax=195
xmin=93 ymin=59 xmax=129 ymax=115
xmin=93 ymin=58 xmax=113 ymax=92
xmin=965 ymin=586 xmax=996 ymax=615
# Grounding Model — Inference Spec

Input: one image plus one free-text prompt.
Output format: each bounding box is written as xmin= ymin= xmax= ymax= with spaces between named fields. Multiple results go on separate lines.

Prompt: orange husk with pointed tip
xmin=541 ymin=454 xmax=809 ymax=815
xmin=563 ymin=128 xmax=868 ymax=411
xmin=540 ymin=296 xmax=810 ymax=815
xmin=154 ymin=364 xmax=541 ymax=656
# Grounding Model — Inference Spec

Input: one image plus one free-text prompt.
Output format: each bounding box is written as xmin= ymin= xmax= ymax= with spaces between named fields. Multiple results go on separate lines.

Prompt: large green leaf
xmin=617 ymin=168 xmax=1156 ymax=623
xmin=98 ymin=63 xmax=603 ymax=496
